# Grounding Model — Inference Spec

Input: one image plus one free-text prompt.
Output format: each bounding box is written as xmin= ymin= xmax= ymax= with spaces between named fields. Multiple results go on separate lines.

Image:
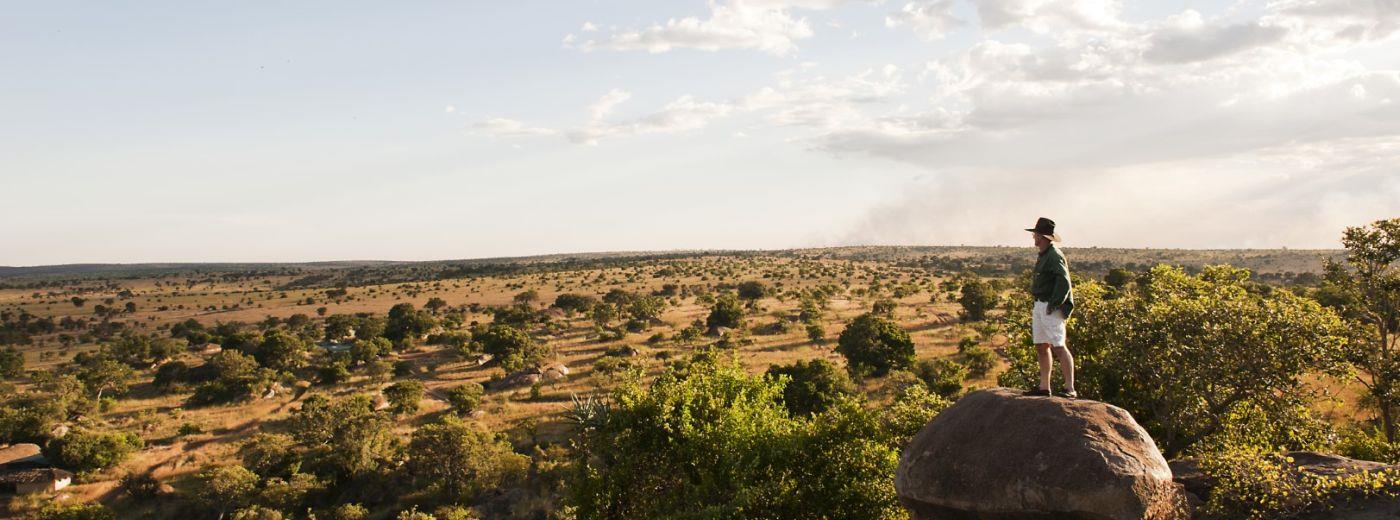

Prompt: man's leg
xmin=1036 ymin=343 xmax=1053 ymax=391
xmin=1052 ymin=345 xmax=1075 ymax=393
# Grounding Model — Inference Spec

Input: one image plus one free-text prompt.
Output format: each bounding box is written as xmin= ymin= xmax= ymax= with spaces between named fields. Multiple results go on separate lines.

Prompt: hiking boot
xmin=1056 ymin=389 xmax=1078 ymax=399
xmin=1023 ymin=388 xmax=1052 ymax=396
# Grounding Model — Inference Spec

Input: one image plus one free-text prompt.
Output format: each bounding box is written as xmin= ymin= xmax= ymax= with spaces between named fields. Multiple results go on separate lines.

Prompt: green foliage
xmin=384 ymin=379 xmax=426 ymax=415
xmin=258 ymin=472 xmax=324 ymax=513
xmin=737 ymin=280 xmax=769 ymax=300
xmin=193 ymin=464 xmax=260 ymax=515
xmin=49 ymin=428 xmax=143 ymax=473
xmin=473 ymin=323 xmax=550 ymax=373
xmin=241 ymin=432 xmax=302 ymax=478
xmin=0 ymin=346 xmax=22 ymax=378
xmin=1105 ymin=268 xmax=1135 ymax=289
xmin=387 ymin=303 xmax=436 ymax=343
xmin=445 ymin=382 xmax=485 ymax=415
xmin=1323 ymin=218 xmax=1400 ymax=442
xmin=118 ymin=472 xmax=162 ymax=500
xmin=705 ymin=293 xmax=746 ymax=331
xmin=957 ymin=274 xmax=1000 ymax=321
xmin=805 ymin=322 xmax=826 ymax=344
xmin=836 ymin=313 xmax=914 ymax=377
xmin=913 ymin=358 xmax=966 ymax=398
xmin=1001 ymin=265 xmax=1349 ymax=456
xmin=350 ymin=337 xmax=392 ymax=366
xmin=568 ymin=352 xmax=940 ymax=519
xmin=766 ymin=359 xmax=855 ymax=416
xmin=34 ymin=503 xmax=116 ymax=520
xmin=871 ymin=298 xmax=897 ymax=317
xmin=255 ymin=329 xmax=309 ymax=372
xmin=326 ymin=504 xmax=370 ymax=520
xmin=407 ymin=416 xmax=529 ymax=502
xmin=552 ymin=293 xmax=598 ymax=315
xmin=190 ymin=350 xmax=275 ymax=405
xmin=626 ymin=295 xmax=667 ymax=324
xmin=107 ymin=332 xmax=180 ymax=367
xmin=959 ymin=345 xmax=997 ymax=378
xmin=1199 ymin=447 xmax=1400 ymax=519
xmin=73 ymin=354 xmax=133 ymax=399
xmin=152 ymin=361 xmax=188 ymax=392
xmin=288 ymin=394 xmax=402 ymax=480
xmin=1335 ymin=425 xmax=1400 ymax=464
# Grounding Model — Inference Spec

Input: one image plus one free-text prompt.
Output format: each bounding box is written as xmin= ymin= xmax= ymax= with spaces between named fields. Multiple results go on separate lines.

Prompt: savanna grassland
xmin=0 ymin=246 xmax=1350 ymax=519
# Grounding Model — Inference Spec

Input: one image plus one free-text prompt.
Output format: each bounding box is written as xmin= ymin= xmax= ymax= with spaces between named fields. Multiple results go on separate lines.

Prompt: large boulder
xmin=897 ymin=387 xmax=1191 ymax=519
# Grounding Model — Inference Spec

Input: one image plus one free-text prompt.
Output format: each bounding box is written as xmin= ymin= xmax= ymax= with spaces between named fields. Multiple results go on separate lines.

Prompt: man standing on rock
xmin=1024 ymin=217 xmax=1076 ymax=398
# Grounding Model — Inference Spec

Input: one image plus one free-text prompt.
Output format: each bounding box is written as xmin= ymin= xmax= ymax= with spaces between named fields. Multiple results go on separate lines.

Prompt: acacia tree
xmin=1322 ymin=218 xmax=1400 ymax=441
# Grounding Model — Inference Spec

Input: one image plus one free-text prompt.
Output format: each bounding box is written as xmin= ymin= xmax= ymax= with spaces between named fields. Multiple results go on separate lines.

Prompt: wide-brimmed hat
xmin=1025 ymin=217 xmax=1061 ymax=242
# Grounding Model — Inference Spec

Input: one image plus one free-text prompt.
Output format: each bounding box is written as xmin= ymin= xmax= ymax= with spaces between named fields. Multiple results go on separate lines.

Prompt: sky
xmin=2 ymin=0 xmax=1398 ymax=265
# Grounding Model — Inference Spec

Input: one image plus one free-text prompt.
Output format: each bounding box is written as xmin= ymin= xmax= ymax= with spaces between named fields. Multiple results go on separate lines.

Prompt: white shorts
xmin=1032 ymin=301 xmax=1067 ymax=347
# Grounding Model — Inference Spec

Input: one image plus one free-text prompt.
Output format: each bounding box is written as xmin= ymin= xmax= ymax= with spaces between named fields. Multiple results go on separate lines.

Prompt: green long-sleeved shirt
xmin=1031 ymin=244 xmax=1074 ymax=317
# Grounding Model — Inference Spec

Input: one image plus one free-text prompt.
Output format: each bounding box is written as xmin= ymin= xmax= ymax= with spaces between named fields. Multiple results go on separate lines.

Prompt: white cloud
xmin=570 ymin=95 xmax=737 ymax=145
xmin=973 ymin=0 xmax=1126 ymax=33
xmin=886 ymin=0 xmax=963 ymax=40
xmin=472 ymin=118 xmax=558 ymax=138
xmin=576 ymin=0 xmax=877 ymax=56
xmin=588 ymin=89 xmax=632 ymax=120
xmin=1267 ymin=0 xmax=1400 ymax=44
xmin=581 ymin=21 xmax=599 ymax=32
xmin=1143 ymin=11 xmax=1288 ymax=64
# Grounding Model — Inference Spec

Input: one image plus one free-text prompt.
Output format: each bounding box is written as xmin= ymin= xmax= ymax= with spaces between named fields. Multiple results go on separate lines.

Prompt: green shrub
xmin=836 ymin=313 xmax=914 ymax=377
xmin=766 ymin=359 xmax=855 ymax=416
xmin=34 ymin=503 xmax=115 ymax=520
xmin=913 ymin=358 xmax=966 ymax=398
xmin=957 ymin=275 xmax=999 ymax=321
xmin=384 ymin=380 xmax=426 ymax=415
xmin=568 ymin=351 xmax=937 ymax=518
xmin=407 ymin=417 xmax=529 ymax=501
xmin=1198 ymin=446 xmax=1400 ymax=519
xmin=445 ymin=382 xmax=485 ymax=415
xmin=705 ymin=293 xmax=746 ymax=331
xmin=49 ymin=428 xmax=143 ymax=473
xmin=960 ymin=345 xmax=997 ymax=378
xmin=473 ymin=324 xmax=550 ymax=373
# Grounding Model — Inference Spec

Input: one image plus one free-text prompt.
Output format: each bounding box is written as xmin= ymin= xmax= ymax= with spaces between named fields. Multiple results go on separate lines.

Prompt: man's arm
xmin=1047 ymin=259 xmax=1071 ymax=313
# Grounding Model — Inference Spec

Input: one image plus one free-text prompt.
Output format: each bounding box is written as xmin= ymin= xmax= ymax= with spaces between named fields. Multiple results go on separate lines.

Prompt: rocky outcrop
xmin=896 ymin=387 xmax=1192 ymax=520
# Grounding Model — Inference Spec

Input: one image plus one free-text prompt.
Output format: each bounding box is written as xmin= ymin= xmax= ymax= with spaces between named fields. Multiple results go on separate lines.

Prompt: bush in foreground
xmin=568 ymin=351 xmax=947 ymax=519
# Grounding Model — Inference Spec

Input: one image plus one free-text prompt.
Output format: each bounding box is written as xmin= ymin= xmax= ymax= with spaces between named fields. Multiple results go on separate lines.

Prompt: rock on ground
xmin=896 ymin=387 xmax=1191 ymax=520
